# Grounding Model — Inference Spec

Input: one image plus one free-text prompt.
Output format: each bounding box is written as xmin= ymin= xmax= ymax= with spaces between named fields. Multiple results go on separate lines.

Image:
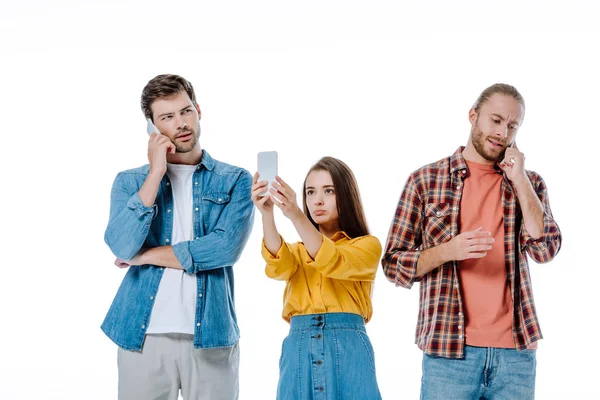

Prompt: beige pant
xmin=118 ymin=333 xmax=239 ymax=400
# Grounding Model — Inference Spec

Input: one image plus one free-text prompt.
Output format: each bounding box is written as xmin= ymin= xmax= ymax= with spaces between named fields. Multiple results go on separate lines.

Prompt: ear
xmin=468 ymin=108 xmax=477 ymax=125
xmin=195 ymin=103 xmax=202 ymax=119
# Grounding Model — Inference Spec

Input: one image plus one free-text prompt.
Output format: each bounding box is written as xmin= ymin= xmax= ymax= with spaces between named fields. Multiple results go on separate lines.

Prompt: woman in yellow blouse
xmin=251 ymin=156 xmax=382 ymax=400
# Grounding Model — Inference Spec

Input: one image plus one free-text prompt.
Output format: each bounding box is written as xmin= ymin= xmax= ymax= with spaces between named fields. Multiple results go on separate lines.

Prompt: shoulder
xmin=405 ymin=155 xmax=452 ymax=192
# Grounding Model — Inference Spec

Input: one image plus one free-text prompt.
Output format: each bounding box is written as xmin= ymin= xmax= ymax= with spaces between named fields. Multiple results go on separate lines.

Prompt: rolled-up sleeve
xmin=520 ymin=174 xmax=562 ymax=263
xmin=382 ymin=175 xmax=424 ymax=289
xmin=306 ymin=235 xmax=381 ymax=281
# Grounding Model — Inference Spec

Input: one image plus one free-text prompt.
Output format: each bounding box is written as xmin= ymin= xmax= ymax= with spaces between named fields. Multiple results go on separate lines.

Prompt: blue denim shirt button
xmin=195 ymin=207 xmax=199 ymax=211
xmin=167 ymin=209 xmax=172 ymax=213
xmin=198 ymin=293 xmax=203 ymax=297
xmin=197 ymin=322 xmax=201 ymax=327
xmin=166 ymin=239 xmax=170 ymax=243
xmin=141 ymin=325 xmax=145 ymax=329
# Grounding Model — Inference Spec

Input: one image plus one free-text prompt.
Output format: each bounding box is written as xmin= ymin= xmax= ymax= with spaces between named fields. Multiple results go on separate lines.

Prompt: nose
xmin=313 ymin=193 xmax=324 ymax=206
xmin=494 ymin=123 xmax=509 ymax=139
xmin=175 ymin=114 xmax=188 ymax=131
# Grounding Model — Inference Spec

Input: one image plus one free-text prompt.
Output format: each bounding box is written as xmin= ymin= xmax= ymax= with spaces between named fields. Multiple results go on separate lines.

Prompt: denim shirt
xmin=102 ymin=150 xmax=254 ymax=350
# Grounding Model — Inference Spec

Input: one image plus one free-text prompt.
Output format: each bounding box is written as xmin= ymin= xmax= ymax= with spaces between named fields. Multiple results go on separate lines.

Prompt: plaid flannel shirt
xmin=382 ymin=147 xmax=562 ymax=358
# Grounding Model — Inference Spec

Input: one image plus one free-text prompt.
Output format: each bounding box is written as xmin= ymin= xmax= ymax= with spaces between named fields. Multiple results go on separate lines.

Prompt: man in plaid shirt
xmin=382 ymin=83 xmax=561 ymax=399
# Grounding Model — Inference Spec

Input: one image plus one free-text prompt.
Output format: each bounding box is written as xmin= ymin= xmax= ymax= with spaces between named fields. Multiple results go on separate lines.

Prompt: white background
xmin=1 ymin=1 xmax=597 ymax=398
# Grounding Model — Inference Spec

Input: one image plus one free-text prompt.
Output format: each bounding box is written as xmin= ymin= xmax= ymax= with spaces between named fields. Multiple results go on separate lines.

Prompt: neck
xmin=167 ymin=145 xmax=203 ymax=165
xmin=462 ymin=140 xmax=494 ymax=165
xmin=319 ymin=220 xmax=341 ymax=239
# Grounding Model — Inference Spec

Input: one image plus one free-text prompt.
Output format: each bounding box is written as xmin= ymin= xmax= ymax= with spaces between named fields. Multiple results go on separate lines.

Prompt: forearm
xmin=290 ymin=213 xmax=323 ymax=259
xmin=416 ymin=242 xmax=451 ymax=277
xmin=137 ymin=246 xmax=184 ymax=270
xmin=513 ymin=177 xmax=544 ymax=239
xmin=262 ymin=213 xmax=282 ymax=256
xmin=138 ymin=171 xmax=163 ymax=207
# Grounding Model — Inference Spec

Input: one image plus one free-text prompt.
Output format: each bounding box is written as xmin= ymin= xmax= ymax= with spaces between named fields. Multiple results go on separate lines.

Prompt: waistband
xmin=289 ymin=312 xmax=366 ymax=332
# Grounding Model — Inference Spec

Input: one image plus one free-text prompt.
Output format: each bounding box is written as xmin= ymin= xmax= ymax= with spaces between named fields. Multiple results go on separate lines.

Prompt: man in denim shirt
xmin=102 ymin=74 xmax=254 ymax=400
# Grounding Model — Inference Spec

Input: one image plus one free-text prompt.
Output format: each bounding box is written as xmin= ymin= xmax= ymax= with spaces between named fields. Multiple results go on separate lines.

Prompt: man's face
xmin=469 ymin=93 xmax=524 ymax=162
xmin=151 ymin=91 xmax=201 ymax=153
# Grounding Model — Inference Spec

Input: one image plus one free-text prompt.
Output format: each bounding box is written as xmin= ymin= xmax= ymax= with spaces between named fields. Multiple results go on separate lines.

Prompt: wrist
xmin=438 ymin=241 xmax=453 ymax=264
xmin=148 ymin=169 xmax=165 ymax=181
xmin=289 ymin=208 xmax=306 ymax=223
xmin=261 ymin=211 xmax=275 ymax=221
xmin=511 ymin=175 xmax=531 ymax=193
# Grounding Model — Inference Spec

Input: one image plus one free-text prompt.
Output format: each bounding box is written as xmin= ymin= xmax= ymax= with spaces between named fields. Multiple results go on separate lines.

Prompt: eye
xmin=508 ymin=125 xmax=517 ymax=130
xmin=183 ymin=108 xmax=192 ymax=114
xmin=492 ymin=118 xmax=501 ymax=124
xmin=162 ymin=115 xmax=172 ymax=121
xmin=306 ymin=190 xmax=314 ymax=195
xmin=325 ymin=188 xmax=335 ymax=194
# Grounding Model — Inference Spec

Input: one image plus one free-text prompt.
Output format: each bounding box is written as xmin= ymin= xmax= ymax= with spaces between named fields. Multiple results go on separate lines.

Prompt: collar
xmin=198 ymin=149 xmax=215 ymax=171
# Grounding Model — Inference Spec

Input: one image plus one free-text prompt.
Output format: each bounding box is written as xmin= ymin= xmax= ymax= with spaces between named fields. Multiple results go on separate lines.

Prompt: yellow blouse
xmin=262 ymin=231 xmax=382 ymax=323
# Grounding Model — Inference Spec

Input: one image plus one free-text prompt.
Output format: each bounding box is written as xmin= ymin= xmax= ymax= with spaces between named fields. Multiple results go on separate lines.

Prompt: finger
xmin=465 ymin=252 xmax=488 ymax=259
xmin=259 ymin=195 xmax=270 ymax=205
xmin=470 ymin=237 xmax=495 ymax=245
xmin=270 ymin=189 xmax=286 ymax=204
xmin=270 ymin=187 xmax=286 ymax=200
xmin=252 ymin=181 xmax=268 ymax=191
xmin=512 ymin=141 xmax=519 ymax=151
xmin=253 ymin=172 xmax=259 ymax=184
xmin=272 ymin=182 xmax=290 ymax=199
xmin=275 ymin=175 xmax=290 ymax=189
xmin=271 ymin=196 xmax=283 ymax=209
xmin=468 ymin=244 xmax=493 ymax=252
xmin=464 ymin=229 xmax=491 ymax=239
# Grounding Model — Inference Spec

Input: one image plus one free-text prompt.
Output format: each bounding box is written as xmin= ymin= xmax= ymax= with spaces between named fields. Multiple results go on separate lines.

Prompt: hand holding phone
xmin=257 ymin=151 xmax=278 ymax=196
xmin=147 ymin=118 xmax=161 ymax=136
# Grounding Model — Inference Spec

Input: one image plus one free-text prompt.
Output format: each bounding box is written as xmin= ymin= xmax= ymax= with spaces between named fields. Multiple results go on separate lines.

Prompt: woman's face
xmin=305 ymin=170 xmax=339 ymax=226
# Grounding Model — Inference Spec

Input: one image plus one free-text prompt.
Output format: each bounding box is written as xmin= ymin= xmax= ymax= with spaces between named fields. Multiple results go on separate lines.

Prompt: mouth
xmin=176 ymin=132 xmax=193 ymax=141
xmin=313 ymin=210 xmax=326 ymax=216
xmin=487 ymin=138 xmax=505 ymax=149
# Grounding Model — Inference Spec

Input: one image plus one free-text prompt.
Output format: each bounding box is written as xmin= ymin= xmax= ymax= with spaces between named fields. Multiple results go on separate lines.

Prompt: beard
xmin=173 ymin=124 xmax=201 ymax=153
xmin=470 ymin=121 xmax=507 ymax=162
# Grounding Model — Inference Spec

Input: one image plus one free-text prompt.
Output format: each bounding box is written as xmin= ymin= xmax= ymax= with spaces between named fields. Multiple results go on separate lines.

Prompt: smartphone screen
xmin=146 ymin=118 xmax=161 ymax=136
xmin=257 ymin=151 xmax=278 ymax=196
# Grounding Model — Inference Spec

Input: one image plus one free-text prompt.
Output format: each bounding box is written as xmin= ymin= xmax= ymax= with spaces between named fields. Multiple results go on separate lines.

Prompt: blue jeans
xmin=421 ymin=345 xmax=537 ymax=400
xmin=277 ymin=313 xmax=381 ymax=400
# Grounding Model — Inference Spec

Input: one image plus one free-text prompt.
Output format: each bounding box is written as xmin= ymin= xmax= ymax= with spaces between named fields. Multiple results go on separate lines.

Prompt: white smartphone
xmin=257 ymin=151 xmax=278 ymax=197
xmin=146 ymin=118 xmax=161 ymax=136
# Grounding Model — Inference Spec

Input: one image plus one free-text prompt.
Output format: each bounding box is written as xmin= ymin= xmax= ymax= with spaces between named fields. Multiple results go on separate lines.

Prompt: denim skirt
xmin=277 ymin=312 xmax=381 ymax=400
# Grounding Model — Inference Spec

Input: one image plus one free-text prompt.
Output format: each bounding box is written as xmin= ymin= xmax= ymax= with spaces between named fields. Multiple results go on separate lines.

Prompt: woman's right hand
xmin=252 ymin=172 xmax=274 ymax=215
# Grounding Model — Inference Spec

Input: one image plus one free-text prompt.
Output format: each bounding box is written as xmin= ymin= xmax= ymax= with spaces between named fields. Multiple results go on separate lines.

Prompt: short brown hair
xmin=141 ymin=74 xmax=197 ymax=121
xmin=302 ymin=157 xmax=370 ymax=239
xmin=473 ymin=83 xmax=525 ymax=112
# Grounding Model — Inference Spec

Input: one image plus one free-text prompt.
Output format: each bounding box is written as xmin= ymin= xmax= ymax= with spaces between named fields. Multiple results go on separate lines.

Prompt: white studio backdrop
xmin=0 ymin=1 xmax=597 ymax=399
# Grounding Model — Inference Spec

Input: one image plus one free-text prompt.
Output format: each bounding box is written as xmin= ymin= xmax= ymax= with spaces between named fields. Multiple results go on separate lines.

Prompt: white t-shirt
xmin=146 ymin=163 xmax=198 ymax=334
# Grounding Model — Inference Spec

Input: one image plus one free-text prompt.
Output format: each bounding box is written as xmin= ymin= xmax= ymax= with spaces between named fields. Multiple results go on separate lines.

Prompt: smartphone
xmin=257 ymin=151 xmax=278 ymax=197
xmin=146 ymin=118 xmax=161 ymax=136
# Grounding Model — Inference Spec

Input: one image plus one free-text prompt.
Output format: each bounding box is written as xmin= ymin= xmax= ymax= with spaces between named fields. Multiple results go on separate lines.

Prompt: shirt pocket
xmin=201 ymin=192 xmax=231 ymax=231
xmin=423 ymin=202 xmax=453 ymax=246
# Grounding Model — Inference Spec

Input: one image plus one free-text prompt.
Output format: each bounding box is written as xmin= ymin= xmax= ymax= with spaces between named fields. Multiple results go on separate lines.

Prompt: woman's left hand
xmin=270 ymin=176 xmax=304 ymax=220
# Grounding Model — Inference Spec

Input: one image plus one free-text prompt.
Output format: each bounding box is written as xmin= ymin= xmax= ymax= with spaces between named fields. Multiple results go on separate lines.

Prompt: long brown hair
xmin=302 ymin=157 xmax=370 ymax=239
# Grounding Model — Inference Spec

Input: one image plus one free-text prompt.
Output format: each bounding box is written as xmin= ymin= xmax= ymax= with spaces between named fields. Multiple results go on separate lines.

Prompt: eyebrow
xmin=157 ymin=105 xmax=193 ymax=119
xmin=491 ymin=113 xmax=520 ymax=126
xmin=306 ymin=185 xmax=335 ymax=190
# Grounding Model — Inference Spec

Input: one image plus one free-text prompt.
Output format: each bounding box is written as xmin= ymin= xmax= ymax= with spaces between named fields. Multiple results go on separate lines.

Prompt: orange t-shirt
xmin=458 ymin=161 xmax=514 ymax=348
